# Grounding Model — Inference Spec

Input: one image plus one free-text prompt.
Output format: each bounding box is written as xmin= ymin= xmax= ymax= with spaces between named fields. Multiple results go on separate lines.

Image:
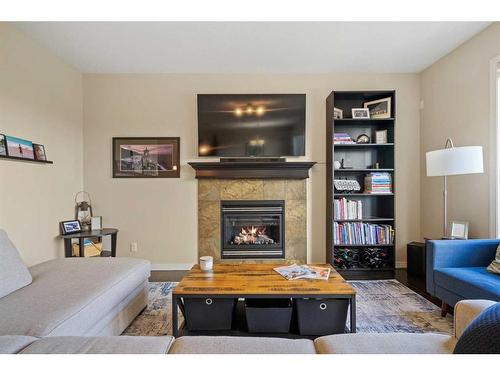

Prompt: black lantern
xmin=75 ymin=191 xmax=93 ymax=231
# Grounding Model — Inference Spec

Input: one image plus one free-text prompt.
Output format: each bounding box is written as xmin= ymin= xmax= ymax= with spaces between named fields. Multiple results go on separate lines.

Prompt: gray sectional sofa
xmin=0 ymin=229 xmax=150 ymax=338
xmin=0 ymin=229 xmax=495 ymax=354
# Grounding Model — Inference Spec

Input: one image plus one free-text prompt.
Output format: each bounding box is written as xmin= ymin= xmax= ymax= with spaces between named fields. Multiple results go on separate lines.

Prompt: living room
xmin=1 ymin=0 xmax=499 ymax=371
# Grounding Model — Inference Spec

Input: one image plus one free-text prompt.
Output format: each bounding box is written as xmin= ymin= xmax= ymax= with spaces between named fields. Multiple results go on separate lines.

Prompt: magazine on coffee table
xmin=274 ymin=264 xmax=331 ymax=281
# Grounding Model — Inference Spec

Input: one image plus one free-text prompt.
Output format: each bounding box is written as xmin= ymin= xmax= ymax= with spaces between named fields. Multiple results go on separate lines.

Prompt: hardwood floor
xmin=150 ymin=268 xmax=446 ymax=311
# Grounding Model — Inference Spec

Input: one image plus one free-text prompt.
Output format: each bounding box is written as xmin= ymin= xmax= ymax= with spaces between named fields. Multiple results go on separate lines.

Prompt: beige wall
xmin=0 ymin=24 xmax=83 ymax=266
xmin=420 ymin=23 xmax=500 ymax=239
xmin=83 ymin=74 xmax=421 ymax=268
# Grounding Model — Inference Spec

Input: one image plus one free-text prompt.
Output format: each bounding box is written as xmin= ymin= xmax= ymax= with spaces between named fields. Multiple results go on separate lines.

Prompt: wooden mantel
xmin=188 ymin=161 xmax=316 ymax=179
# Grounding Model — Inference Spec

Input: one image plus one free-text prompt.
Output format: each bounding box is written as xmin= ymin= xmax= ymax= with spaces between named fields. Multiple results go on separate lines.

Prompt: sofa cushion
xmin=0 ymin=257 xmax=150 ymax=337
xmin=487 ymin=245 xmax=500 ymax=274
xmin=169 ymin=336 xmax=316 ymax=354
xmin=453 ymin=302 xmax=500 ymax=354
xmin=20 ymin=336 xmax=174 ymax=354
xmin=434 ymin=267 xmax=500 ymax=301
xmin=0 ymin=230 xmax=32 ymax=299
xmin=314 ymin=333 xmax=456 ymax=354
xmin=0 ymin=335 xmax=39 ymax=354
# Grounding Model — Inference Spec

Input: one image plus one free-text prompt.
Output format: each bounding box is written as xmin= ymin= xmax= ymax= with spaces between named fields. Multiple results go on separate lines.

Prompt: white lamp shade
xmin=426 ymin=146 xmax=483 ymax=177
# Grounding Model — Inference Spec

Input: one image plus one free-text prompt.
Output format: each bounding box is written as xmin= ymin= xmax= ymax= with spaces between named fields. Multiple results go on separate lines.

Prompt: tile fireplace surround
xmin=198 ymin=179 xmax=307 ymax=263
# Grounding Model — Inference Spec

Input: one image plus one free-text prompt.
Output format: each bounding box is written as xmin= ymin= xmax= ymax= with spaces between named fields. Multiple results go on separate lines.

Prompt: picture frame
xmin=351 ymin=108 xmax=370 ymax=119
xmin=333 ymin=107 xmax=343 ymax=119
xmin=364 ymin=97 xmax=392 ymax=119
xmin=33 ymin=143 xmax=47 ymax=161
xmin=112 ymin=137 xmax=180 ymax=178
xmin=375 ymin=129 xmax=388 ymax=144
xmin=450 ymin=220 xmax=469 ymax=240
xmin=60 ymin=220 xmax=83 ymax=235
xmin=91 ymin=216 xmax=102 ymax=231
xmin=0 ymin=134 xmax=7 ymax=156
xmin=5 ymin=135 xmax=34 ymax=159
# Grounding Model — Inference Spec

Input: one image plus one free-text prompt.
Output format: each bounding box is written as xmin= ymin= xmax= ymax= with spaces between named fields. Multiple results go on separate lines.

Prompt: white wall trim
xmin=489 ymin=55 xmax=500 ymax=238
xmin=152 ymin=263 xmax=194 ymax=271
xmin=395 ymin=261 xmax=407 ymax=269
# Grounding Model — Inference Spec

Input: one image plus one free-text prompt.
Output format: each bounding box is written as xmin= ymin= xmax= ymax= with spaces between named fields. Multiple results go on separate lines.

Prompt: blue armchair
xmin=426 ymin=239 xmax=500 ymax=315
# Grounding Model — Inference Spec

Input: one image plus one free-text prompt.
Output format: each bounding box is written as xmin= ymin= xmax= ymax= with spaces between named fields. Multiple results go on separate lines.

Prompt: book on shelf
xmin=364 ymin=172 xmax=392 ymax=194
xmin=333 ymin=222 xmax=394 ymax=245
xmin=333 ymin=133 xmax=354 ymax=144
xmin=334 ymin=197 xmax=362 ymax=220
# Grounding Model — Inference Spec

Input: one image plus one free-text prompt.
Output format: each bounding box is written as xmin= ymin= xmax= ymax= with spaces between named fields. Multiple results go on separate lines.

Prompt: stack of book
xmin=364 ymin=172 xmax=392 ymax=194
xmin=333 ymin=222 xmax=394 ymax=245
xmin=334 ymin=198 xmax=362 ymax=220
xmin=333 ymin=133 xmax=354 ymax=144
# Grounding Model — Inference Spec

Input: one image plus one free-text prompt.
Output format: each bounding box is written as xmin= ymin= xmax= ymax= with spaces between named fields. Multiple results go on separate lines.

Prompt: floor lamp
xmin=426 ymin=139 xmax=483 ymax=238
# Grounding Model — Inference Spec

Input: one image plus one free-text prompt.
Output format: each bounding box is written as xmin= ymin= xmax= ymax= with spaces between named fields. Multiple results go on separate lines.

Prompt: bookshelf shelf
xmin=326 ymin=90 xmax=396 ymax=280
xmin=333 ymin=143 xmax=394 ymax=147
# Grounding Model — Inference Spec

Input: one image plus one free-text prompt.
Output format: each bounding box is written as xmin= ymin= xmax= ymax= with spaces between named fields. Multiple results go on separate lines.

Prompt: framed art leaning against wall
xmin=112 ymin=137 xmax=180 ymax=178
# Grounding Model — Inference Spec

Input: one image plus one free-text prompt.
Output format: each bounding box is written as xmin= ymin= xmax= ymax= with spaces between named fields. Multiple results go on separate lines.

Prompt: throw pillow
xmin=453 ymin=302 xmax=500 ymax=354
xmin=0 ymin=229 xmax=33 ymax=299
xmin=487 ymin=245 xmax=500 ymax=274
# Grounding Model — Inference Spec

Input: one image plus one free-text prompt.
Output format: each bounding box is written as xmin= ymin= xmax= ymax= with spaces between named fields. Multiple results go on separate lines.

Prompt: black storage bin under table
xmin=183 ymin=297 xmax=236 ymax=331
xmin=295 ymin=298 xmax=349 ymax=336
xmin=245 ymin=298 xmax=293 ymax=333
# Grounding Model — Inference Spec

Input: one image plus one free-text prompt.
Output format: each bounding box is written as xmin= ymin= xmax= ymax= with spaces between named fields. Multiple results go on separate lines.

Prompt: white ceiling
xmin=15 ymin=22 xmax=491 ymax=74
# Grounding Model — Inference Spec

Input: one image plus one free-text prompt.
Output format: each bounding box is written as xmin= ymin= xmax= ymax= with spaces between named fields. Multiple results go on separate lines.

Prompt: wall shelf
xmin=0 ymin=155 xmax=53 ymax=164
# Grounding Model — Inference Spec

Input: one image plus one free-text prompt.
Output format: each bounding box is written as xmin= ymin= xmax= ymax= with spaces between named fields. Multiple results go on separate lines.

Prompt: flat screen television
xmin=197 ymin=94 xmax=306 ymax=157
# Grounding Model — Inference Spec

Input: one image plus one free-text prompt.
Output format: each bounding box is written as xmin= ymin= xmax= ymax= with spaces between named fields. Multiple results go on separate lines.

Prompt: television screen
xmin=197 ymin=94 xmax=306 ymax=157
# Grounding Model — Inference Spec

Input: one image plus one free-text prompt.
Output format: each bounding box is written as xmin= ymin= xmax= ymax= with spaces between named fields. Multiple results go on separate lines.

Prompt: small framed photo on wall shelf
xmin=33 ymin=144 xmax=47 ymax=161
xmin=0 ymin=134 xmax=7 ymax=156
xmin=450 ymin=221 xmax=469 ymax=240
xmin=112 ymin=137 xmax=180 ymax=178
xmin=60 ymin=220 xmax=83 ymax=235
xmin=351 ymin=108 xmax=370 ymax=119
xmin=5 ymin=135 xmax=35 ymax=159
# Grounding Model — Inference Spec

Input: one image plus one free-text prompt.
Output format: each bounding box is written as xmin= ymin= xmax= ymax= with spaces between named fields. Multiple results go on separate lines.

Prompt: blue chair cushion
xmin=453 ymin=302 xmax=500 ymax=354
xmin=434 ymin=267 xmax=500 ymax=301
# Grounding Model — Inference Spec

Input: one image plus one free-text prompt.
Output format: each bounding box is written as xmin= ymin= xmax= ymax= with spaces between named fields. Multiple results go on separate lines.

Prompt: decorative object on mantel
xmin=75 ymin=191 xmax=93 ymax=231
xmin=188 ymin=160 xmax=316 ymax=179
xmin=426 ymin=138 xmax=483 ymax=238
xmin=112 ymin=137 xmax=180 ymax=178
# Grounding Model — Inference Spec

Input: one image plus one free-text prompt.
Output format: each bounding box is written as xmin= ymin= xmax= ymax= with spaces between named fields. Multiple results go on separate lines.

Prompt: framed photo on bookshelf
xmin=364 ymin=97 xmax=392 ymax=119
xmin=351 ymin=108 xmax=370 ymax=119
xmin=375 ymin=130 xmax=388 ymax=144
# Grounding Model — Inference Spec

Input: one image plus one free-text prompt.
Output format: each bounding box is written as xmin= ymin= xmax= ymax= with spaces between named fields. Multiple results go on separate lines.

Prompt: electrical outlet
xmin=130 ymin=242 xmax=138 ymax=253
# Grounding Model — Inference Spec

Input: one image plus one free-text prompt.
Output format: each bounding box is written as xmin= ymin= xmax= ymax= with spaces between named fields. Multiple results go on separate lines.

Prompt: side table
xmin=61 ymin=228 xmax=118 ymax=257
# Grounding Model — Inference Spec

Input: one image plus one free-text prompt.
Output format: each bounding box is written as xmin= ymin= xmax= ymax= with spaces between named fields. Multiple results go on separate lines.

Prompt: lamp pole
xmin=442 ymin=138 xmax=454 ymax=238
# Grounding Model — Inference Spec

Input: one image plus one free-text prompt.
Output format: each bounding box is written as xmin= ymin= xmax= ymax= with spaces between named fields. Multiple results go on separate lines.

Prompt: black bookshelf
xmin=326 ymin=90 xmax=396 ymax=280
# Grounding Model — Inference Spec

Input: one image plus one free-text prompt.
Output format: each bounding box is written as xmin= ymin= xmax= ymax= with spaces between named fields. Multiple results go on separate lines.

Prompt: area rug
xmin=123 ymin=280 xmax=453 ymax=336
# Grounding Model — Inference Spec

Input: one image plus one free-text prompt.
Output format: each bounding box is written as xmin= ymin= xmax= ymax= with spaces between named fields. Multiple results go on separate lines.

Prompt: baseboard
xmin=396 ymin=261 xmax=407 ymax=269
xmin=152 ymin=263 xmax=194 ymax=271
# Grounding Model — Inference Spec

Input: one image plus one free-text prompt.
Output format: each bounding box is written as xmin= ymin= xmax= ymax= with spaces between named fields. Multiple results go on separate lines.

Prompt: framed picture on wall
xmin=33 ymin=143 xmax=47 ymax=161
xmin=5 ymin=135 xmax=35 ymax=159
xmin=112 ymin=137 xmax=180 ymax=178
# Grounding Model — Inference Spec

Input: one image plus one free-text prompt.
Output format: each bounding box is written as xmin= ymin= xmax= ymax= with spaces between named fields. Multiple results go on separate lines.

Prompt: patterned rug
xmin=123 ymin=280 xmax=453 ymax=336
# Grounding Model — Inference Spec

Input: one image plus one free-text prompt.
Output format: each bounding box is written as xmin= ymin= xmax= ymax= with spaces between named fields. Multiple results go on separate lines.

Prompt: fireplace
xmin=221 ymin=200 xmax=285 ymax=259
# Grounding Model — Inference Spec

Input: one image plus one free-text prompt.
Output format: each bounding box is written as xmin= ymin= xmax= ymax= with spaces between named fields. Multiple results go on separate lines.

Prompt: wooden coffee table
xmin=172 ymin=263 xmax=356 ymax=337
